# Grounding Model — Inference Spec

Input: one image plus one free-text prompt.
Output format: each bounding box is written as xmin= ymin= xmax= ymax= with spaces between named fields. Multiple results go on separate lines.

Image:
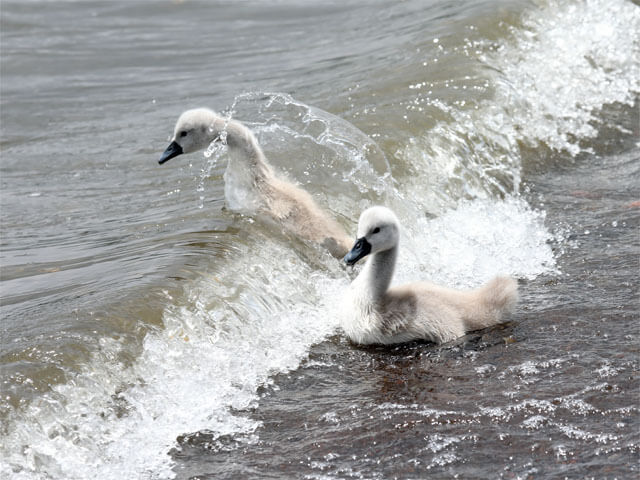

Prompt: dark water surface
xmin=1 ymin=0 xmax=639 ymax=478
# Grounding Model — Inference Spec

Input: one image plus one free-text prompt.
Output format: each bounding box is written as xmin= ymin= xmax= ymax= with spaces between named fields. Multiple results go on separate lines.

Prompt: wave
xmin=0 ymin=99 xmax=557 ymax=480
xmin=3 ymin=0 xmax=638 ymax=478
xmin=397 ymin=0 xmax=639 ymax=210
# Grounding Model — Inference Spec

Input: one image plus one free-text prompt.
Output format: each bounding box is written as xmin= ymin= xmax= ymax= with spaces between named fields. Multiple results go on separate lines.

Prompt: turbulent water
xmin=1 ymin=0 xmax=638 ymax=478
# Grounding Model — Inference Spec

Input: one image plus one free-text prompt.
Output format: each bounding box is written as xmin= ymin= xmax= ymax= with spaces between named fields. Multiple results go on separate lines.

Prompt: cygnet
xmin=341 ymin=206 xmax=519 ymax=345
xmin=159 ymin=108 xmax=352 ymax=257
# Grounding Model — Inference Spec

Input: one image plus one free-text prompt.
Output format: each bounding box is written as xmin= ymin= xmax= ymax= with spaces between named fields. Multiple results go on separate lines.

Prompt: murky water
xmin=1 ymin=0 xmax=638 ymax=479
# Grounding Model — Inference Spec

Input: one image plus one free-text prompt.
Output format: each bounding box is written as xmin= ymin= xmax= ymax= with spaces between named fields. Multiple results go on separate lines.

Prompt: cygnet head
xmin=159 ymin=108 xmax=221 ymax=164
xmin=344 ymin=206 xmax=400 ymax=266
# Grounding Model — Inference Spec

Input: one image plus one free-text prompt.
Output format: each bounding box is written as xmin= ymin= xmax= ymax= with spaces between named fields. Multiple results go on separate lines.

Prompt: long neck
xmin=212 ymin=117 xmax=273 ymax=180
xmin=356 ymin=246 xmax=398 ymax=301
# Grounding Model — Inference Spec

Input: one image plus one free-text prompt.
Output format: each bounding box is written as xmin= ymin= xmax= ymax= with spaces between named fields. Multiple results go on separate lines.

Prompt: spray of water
xmin=5 ymin=0 xmax=638 ymax=477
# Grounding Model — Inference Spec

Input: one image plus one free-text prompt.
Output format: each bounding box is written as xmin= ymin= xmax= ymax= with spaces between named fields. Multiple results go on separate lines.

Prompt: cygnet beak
xmin=158 ymin=141 xmax=183 ymax=164
xmin=343 ymin=237 xmax=372 ymax=266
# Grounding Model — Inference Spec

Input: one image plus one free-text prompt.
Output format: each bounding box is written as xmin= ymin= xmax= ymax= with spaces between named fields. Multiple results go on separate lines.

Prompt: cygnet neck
xmin=211 ymin=117 xmax=273 ymax=180
xmin=358 ymin=245 xmax=398 ymax=301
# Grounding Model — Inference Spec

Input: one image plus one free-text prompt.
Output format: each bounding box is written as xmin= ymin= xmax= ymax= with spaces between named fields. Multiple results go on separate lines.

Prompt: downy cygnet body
xmin=159 ymin=108 xmax=352 ymax=258
xmin=341 ymin=206 xmax=519 ymax=345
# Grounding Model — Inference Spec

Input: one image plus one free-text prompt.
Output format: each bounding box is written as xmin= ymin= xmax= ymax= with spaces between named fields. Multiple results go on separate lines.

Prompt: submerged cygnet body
xmin=159 ymin=108 xmax=352 ymax=258
xmin=341 ymin=206 xmax=519 ymax=345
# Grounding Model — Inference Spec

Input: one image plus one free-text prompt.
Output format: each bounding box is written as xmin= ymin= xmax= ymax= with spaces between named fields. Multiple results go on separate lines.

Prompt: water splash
xmin=1 ymin=234 xmax=347 ymax=479
xmin=398 ymin=0 xmax=640 ymax=210
xmin=486 ymin=0 xmax=640 ymax=155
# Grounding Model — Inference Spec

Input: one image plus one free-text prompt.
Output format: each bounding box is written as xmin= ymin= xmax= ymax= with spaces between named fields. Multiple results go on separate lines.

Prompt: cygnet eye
xmin=179 ymin=130 xmax=188 ymax=138
xmin=372 ymin=227 xmax=381 ymax=234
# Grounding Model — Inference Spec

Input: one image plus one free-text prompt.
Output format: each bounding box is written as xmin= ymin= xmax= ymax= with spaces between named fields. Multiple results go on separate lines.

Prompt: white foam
xmin=486 ymin=0 xmax=640 ymax=155
xmin=405 ymin=197 xmax=557 ymax=287
xmin=399 ymin=0 xmax=639 ymax=210
xmin=1 ymin=236 xmax=347 ymax=479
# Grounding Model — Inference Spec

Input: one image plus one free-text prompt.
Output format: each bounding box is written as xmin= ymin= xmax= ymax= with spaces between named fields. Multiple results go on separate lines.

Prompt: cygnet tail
xmin=463 ymin=275 xmax=519 ymax=331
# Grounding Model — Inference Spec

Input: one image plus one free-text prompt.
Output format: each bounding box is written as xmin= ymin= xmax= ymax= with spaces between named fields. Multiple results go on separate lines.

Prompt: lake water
xmin=1 ymin=0 xmax=638 ymax=478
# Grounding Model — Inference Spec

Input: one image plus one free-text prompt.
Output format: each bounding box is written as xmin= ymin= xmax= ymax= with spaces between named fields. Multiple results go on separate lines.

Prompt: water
xmin=1 ymin=0 xmax=638 ymax=478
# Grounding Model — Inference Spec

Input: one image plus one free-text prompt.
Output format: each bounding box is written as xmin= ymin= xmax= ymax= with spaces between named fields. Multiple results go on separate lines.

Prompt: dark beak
xmin=343 ymin=237 xmax=372 ymax=266
xmin=158 ymin=141 xmax=183 ymax=164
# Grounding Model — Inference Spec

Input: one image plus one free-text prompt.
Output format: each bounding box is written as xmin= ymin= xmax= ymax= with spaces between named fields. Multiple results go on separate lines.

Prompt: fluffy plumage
xmin=341 ymin=206 xmax=519 ymax=345
xmin=159 ymin=108 xmax=352 ymax=257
